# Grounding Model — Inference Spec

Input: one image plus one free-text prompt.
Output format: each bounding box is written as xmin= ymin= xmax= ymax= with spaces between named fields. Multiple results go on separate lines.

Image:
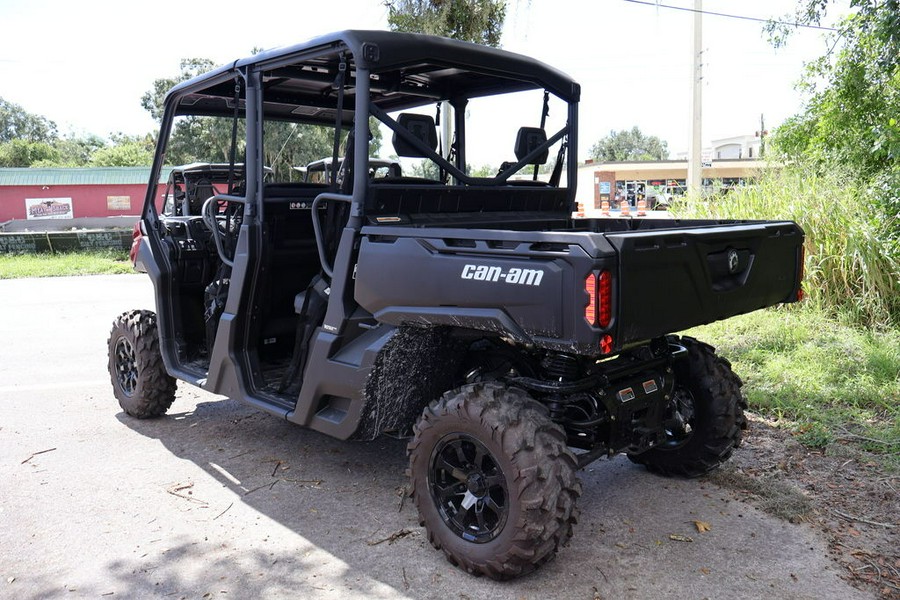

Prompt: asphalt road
xmin=0 ymin=275 xmax=874 ymax=599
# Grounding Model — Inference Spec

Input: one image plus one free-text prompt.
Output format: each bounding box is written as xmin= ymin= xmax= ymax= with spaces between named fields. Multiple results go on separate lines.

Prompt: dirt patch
xmin=709 ymin=413 xmax=900 ymax=599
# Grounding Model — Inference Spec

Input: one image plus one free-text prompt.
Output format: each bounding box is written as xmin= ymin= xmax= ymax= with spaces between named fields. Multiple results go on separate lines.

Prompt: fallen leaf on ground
xmin=693 ymin=520 xmax=712 ymax=533
xmin=668 ymin=534 xmax=694 ymax=543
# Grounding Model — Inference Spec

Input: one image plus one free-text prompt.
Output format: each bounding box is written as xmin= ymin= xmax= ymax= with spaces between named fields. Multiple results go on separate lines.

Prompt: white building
xmin=675 ymin=134 xmax=762 ymax=161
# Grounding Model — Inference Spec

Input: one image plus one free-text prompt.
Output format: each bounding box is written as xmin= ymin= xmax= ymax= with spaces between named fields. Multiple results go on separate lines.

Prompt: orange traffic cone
xmin=619 ymin=200 xmax=630 ymax=217
xmin=636 ymin=198 xmax=647 ymax=216
xmin=600 ymin=199 xmax=610 ymax=216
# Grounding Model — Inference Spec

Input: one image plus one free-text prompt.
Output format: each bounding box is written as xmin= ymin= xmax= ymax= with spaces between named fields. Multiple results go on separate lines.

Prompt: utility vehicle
xmin=298 ymin=156 xmax=400 ymax=184
xmin=108 ymin=30 xmax=804 ymax=579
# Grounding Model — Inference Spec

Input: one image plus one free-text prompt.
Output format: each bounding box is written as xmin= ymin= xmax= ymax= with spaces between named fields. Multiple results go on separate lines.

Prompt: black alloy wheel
xmin=428 ymin=433 xmax=509 ymax=543
xmin=113 ymin=336 xmax=138 ymax=397
xmin=107 ymin=310 xmax=177 ymax=419
xmin=658 ymin=386 xmax=697 ymax=450
xmin=408 ymin=382 xmax=581 ymax=579
xmin=627 ymin=337 xmax=747 ymax=477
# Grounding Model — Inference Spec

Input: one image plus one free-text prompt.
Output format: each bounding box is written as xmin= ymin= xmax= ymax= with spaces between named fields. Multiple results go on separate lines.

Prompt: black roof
xmin=167 ymin=30 xmax=580 ymax=124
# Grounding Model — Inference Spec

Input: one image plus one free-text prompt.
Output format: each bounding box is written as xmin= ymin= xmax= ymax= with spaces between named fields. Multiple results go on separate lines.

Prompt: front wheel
xmin=628 ymin=337 xmax=747 ymax=477
xmin=408 ymin=383 xmax=581 ymax=580
xmin=108 ymin=309 xmax=176 ymax=418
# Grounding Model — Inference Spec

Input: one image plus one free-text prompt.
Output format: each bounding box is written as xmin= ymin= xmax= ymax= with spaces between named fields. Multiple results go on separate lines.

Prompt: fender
xmin=372 ymin=306 xmax=533 ymax=345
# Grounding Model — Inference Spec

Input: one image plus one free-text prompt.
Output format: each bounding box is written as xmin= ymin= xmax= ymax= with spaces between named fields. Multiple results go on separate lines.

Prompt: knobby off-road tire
xmin=628 ymin=336 xmax=747 ymax=477
xmin=108 ymin=309 xmax=176 ymax=418
xmin=408 ymin=383 xmax=581 ymax=580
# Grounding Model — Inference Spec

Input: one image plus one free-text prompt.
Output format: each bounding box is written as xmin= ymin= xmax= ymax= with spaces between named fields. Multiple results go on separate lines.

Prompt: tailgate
xmin=605 ymin=221 xmax=803 ymax=345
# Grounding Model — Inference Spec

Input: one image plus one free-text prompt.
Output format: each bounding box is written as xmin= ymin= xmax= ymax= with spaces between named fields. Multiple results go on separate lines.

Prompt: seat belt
xmin=549 ymin=138 xmax=568 ymax=187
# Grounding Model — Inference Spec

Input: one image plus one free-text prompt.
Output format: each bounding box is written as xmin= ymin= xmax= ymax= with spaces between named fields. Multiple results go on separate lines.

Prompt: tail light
xmin=129 ymin=221 xmax=143 ymax=265
xmin=585 ymin=270 xmax=613 ymax=326
xmin=598 ymin=270 xmax=612 ymax=327
xmin=796 ymin=244 xmax=806 ymax=302
xmin=585 ymin=270 xmax=614 ymax=354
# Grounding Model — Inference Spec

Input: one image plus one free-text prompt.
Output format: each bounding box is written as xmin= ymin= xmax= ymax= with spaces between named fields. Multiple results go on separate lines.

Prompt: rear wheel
xmin=408 ymin=383 xmax=581 ymax=580
xmin=108 ymin=310 xmax=176 ymax=418
xmin=627 ymin=337 xmax=746 ymax=477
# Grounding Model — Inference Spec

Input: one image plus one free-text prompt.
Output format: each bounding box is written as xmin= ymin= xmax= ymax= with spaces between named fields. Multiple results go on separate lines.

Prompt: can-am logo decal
xmin=461 ymin=264 xmax=544 ymax=286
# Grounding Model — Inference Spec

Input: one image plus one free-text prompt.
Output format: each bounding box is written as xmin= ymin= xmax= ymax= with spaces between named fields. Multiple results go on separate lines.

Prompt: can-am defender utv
xmin=108 ymin=30 xmax=805 ymax=579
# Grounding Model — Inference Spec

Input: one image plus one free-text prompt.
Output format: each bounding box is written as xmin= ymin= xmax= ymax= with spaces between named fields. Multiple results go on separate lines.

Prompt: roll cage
xmin=142 ymin=29 xmax=581 ymax=228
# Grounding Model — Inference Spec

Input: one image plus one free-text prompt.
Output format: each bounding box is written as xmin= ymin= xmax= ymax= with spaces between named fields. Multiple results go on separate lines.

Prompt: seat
xmin=294 ymin=290 xmax=310 ymax=315
xmin=514 ymin=127 xmax=549 ymax=165
xmin=393 ymin=113 xmax=438 ymax=157
xmin=294 ymin=275 xmax=329 ymax=315
xmin=187 ymin=180 xmax=217 ymax=215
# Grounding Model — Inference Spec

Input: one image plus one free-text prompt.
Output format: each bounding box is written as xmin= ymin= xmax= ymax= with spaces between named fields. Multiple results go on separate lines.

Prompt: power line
xmin=621 ymin=0 xmax=838 ymax=31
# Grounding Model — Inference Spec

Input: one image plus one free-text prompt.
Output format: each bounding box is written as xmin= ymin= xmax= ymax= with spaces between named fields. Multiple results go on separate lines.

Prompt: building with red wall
xmin=0 ymin=167 xmax=170 ymax=223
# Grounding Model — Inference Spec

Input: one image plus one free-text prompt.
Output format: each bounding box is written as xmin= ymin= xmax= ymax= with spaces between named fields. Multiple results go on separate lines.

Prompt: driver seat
xmin=187 ymin=180 xmax=217 ymax=215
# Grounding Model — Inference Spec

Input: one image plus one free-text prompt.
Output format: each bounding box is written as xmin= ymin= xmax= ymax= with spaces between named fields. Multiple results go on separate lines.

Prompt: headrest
xmin=188 ymin=180 xmax=217 ymax=213
xmin=393 ymin=113 xmax=438 ymax=157
xmin=514 ymin=127 xmax=549 ymax=164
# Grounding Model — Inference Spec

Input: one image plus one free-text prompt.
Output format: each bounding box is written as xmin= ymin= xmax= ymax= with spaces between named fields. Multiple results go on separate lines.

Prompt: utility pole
xmin=759 ymin=113 xmax=766 ymax=157
xmin=686 ymin=0 xmax=703 ymax=196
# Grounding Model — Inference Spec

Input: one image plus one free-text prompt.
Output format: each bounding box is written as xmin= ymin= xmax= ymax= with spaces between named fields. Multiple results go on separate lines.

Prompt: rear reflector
xmin=584 ymin=273 xmax=597 ymax=325
xmin=600 ymin=334 xmax=613 ymax=355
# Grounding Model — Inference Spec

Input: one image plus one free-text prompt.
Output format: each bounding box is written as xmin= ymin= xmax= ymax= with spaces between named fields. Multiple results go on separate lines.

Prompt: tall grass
xmin=689 ymin=309 xmax=900 ymax=455
xmin=0 ymin=249 xmax=134 ymax=279
xmin=672 ymin=167 xmax=900 ymax=327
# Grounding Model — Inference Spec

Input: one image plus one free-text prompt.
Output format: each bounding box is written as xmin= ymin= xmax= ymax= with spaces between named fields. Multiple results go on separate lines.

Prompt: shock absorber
xmin=541 ymin=352 xmax=580 ymax=419
xmin=542 ymin=352 xmax=580 ymax=380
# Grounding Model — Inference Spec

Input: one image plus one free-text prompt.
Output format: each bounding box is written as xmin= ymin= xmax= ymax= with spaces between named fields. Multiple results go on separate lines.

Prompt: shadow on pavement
xmin=105 ymin=389 xmax=864 ymax=600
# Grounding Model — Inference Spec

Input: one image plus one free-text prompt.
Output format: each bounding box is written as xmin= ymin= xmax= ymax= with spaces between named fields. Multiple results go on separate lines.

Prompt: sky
xmin=0 ymin=0 xmax=847 ymax=163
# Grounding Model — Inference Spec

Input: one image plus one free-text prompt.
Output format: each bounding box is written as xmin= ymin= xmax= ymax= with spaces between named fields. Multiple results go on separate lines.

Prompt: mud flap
xmin=357 ymin=326 xmax=465 ymax=440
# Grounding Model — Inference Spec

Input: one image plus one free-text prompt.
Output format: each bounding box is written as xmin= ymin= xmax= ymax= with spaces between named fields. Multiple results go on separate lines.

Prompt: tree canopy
xmin=140 ymin=58 xmax=218 ymax=122
xmin=0 ymin=98 xmax=57 ymax=144
xmin=589 ymin=127 xmax=669 ymax=162
xmin=0 ymin=97 xmax=149 ymax=168
xmin=385 ymin=0 xmax=507 ymax=47
xmin=90 ymin=134 xmax=155 ymax=167
xmin=141 ymin=56 xmax=382 ymax=180
xmin=0 ymin=139 xmax=59 ymax=167
xmin=767 ymin=1 xmax=900 ymax=221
